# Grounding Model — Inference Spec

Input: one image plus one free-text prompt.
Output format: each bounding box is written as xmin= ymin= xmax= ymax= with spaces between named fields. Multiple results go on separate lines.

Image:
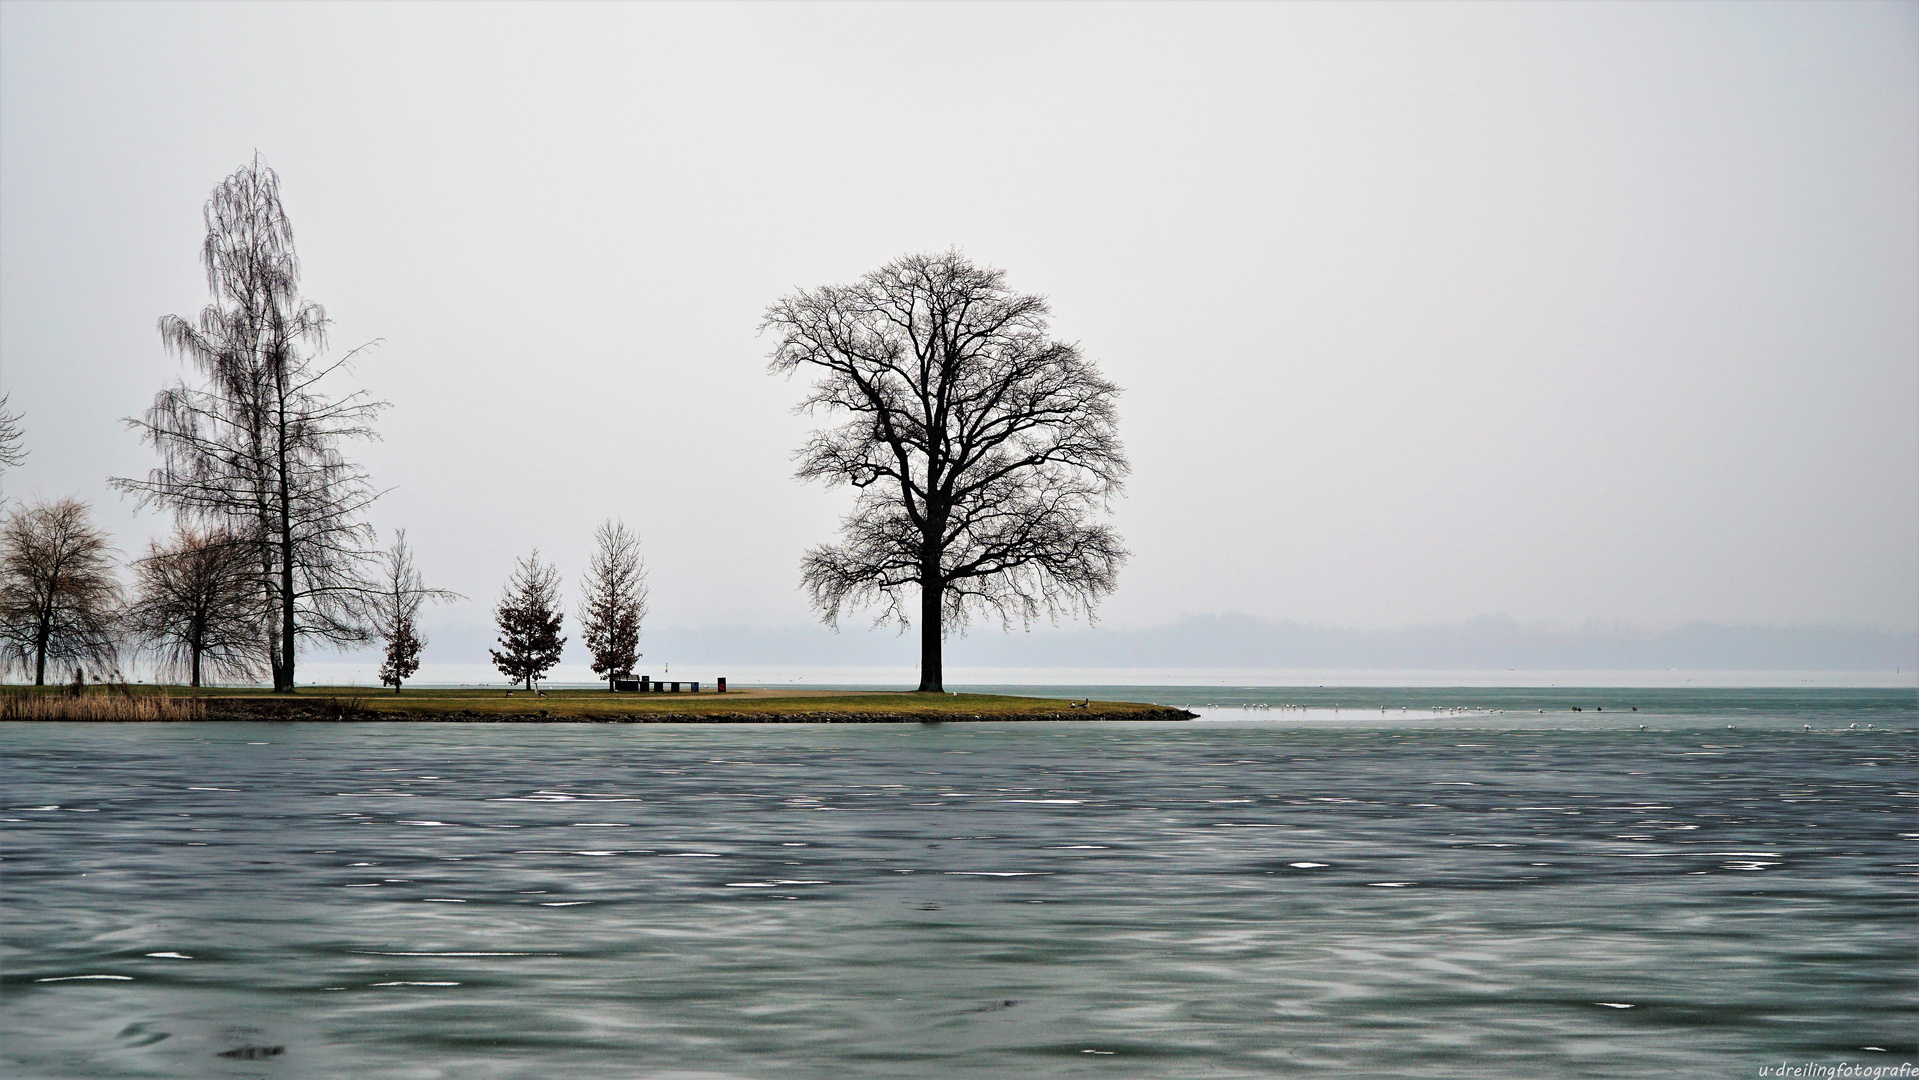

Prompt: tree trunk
xmin=277 ymin=544 xmax=296 ymax=692
xmin=276 ymin=423 xmax=297 ymax=693
xmin=261 ymin=520 xmax=286 ymax=692
xmin=278 ymin=506 xmax=295 ymax=694
xmin=190 ymin=646 xmax=202 ymax=689
xmin=33 ymin=617 xmax=48 ymax=687
xmin=917 ymin=575 xmax=943 ymax=693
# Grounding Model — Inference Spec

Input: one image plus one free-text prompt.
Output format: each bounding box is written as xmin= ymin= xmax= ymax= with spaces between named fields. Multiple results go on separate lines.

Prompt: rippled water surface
xmin=3 ymin=688 xmax=1914 ymax=1078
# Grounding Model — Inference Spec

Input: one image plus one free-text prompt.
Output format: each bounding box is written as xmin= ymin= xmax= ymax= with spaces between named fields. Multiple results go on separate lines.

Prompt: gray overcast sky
xmin=3 ymin=1 xmax=1915 ymax=650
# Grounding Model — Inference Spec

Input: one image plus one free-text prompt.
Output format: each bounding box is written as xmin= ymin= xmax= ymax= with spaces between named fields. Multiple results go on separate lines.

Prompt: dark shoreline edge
xmin=281 ymin=712 xmax=1198 ymax=724
xmin=167 ymin=699 xmax=1198 ymax=724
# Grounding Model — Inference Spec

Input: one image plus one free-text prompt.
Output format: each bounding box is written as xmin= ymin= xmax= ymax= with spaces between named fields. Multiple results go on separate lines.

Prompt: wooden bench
xmin=611 ymin=676 xmax=725 ymax=693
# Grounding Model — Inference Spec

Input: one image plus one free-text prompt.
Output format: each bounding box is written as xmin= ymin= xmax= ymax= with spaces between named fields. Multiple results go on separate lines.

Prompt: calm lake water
xmin=3 ymin=687 xmax=1914 ymax=1079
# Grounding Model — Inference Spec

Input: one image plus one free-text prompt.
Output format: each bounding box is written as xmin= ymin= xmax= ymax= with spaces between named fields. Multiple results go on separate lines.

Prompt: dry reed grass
xmin=0 ymin=689 xmax=206 ymax=721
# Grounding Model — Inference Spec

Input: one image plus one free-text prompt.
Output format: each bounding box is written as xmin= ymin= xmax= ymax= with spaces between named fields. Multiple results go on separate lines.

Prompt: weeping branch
xmin=111 ymin=156 xmax=388 ymax=691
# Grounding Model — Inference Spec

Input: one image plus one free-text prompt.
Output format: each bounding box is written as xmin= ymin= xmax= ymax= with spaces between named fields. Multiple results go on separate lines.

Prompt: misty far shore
xmin=377 ymin=612 xmax=1918 ymax=674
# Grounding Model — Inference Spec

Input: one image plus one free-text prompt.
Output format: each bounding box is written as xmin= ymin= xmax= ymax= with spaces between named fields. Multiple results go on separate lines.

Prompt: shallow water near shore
xmin=3 ymin=688 xmax=1914 ymax=1078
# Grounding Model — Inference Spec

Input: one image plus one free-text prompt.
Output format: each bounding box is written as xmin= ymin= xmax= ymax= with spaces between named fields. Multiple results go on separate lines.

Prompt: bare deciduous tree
xmin=764 ymin=251 xmax=1128 ymax=692
xmin=0 ymin=498 xmax=122 ymax=685
xmin=579 ymin=519 xmax=649 ymax=690
xmin=124 ymin=526 xmax=266 ymax=687
xmin=372 ymin=530 xmax=460 ymax=694
xmin=491 ymin=550 xmax=566 ymax=691
xmin=112 ymin=157 xmax=386 ymax=692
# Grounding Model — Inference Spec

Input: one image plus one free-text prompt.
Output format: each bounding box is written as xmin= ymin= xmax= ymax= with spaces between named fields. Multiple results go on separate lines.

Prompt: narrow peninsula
xmin=5 ymin=686 xmax=1196 ymax=723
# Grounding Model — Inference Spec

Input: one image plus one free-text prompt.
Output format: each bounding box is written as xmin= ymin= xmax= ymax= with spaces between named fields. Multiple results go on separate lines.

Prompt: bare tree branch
xmin=0 ymin=393 xmax=27 ymax=476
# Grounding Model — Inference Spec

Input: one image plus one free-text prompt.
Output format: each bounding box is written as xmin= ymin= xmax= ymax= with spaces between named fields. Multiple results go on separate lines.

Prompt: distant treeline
xmin=621 ymin=613 xmax=1917 ymax=671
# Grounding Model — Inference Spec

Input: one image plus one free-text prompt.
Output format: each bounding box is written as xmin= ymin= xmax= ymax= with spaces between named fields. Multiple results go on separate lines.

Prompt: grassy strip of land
xmin=2 ymin=685 xmax=1193 ymax=723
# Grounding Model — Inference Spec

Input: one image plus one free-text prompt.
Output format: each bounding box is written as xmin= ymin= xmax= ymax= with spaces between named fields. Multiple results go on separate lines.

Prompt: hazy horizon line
xmin=374 ymin=610 xmax=1917 ymax=673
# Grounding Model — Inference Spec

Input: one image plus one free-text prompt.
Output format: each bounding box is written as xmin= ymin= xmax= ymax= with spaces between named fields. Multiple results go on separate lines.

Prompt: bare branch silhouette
xmin=0 ymin=393 xmax=26 ymax=475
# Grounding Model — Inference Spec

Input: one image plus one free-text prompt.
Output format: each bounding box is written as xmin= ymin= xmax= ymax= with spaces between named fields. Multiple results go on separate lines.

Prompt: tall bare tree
xmin=112 ymin=157 xmax=386 ymax=692
xmin=371 ymin=530 xmax=460 ymax=694
xmin=764 ymin=251 xmax=1128 ymax=692
xmin=579 ymin=519 xmax=649 ymax=690
xmin=0 ymin=498 xmax=122 ymax=685
xmin=124 ymin=526 xmax=265 ymax=688
xmin=491 ymin=550 xmax=566 ymax=691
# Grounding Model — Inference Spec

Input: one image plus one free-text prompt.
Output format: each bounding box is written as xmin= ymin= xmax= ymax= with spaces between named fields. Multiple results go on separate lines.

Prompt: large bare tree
xmin=579 ymin=520 xmax=649 ymax=690
xmin=113 ymin=157 xmax=385 ymax=692
xmin=124 ymin=526 xmax=266 ymax=687
xmin=371 ymin=530 xmax=460 ymax=693
xmin=764 ymin=251 xmax=1128 ymax=692
xmin=0 ymin=498 xmax=122 ymax=685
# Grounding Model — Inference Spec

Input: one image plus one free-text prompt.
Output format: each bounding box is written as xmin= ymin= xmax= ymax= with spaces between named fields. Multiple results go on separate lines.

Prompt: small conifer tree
xmin=491 ymin=550 xmax=566 ymax=691
xmin=380 ymin=618 xmax=423 ymax=692
xmin=579 ymin=520 xmax=648 ymax=690
xmin=371 ymin=530 xmax=457 ymax=694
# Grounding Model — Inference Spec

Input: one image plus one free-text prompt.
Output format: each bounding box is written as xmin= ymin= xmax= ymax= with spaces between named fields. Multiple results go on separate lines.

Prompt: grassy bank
xmin=0 ymin=685 xmax=1192 ymax=722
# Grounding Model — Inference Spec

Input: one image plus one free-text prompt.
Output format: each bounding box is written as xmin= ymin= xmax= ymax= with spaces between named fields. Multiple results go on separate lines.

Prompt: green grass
xmin=75 ymin=684 xmax=1185 ymax=721
xmin=344 ymin=687 xmax=1176 ymax=720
